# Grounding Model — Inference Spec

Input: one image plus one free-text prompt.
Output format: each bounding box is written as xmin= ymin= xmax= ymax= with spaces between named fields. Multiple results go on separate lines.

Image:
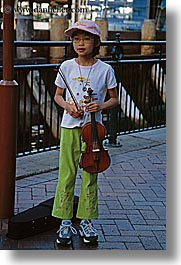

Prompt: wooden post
xmin=50 ymin=16 xmax=68 ymax=63
xmin=16 ymin=14 xmax=33 ymax=58
xmin=95 ymin=18 xmax=108 ymax=57
xmin=141 ymin=19 xmax=156 ymax=54
xmin=140 ymin=19 xmax=156 ymax=108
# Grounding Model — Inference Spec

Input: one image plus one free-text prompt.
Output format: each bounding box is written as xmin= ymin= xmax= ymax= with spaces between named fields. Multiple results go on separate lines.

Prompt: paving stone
xmin=31 ymin=186 xmax=46 ymax=197
xmin=98 ymin=184 xmax=113 ymax=193
xmin=153 ymin=230 xmax=166 ymax=244
xmin=112 ymin=165 xmax=125 ymax=174
xmin=106 ymin=200 xmax=123 ymax=210
xmin=152 ymin=205 xmax=166 ymax=219
xmin=115 ymin=220 xmax=134 ymax=231
xmin=97 ymin=242 xmax=126 ymax=249
xmin=139 ymin=173 xmax=156 ymax=181
xmin=111 ymin=209 xmax=140 ymax=215
xmin=119 ymin=176 xmax=136 ymax=189
xmin=98 ymin=204 xmax=110 ymax=215
xmin=161 ymin=243 xmax=166 ymax=250
xmin=129 ymin=192 xmax=146 ymax=202
xmin=150 ymin=184 xmax=166 ymax=194
xmin=140 ymin=209 xmax=160 ymax=220
xmin=146 ymin=219 xmax=166 ymax=225
xmin=135 ymin=201 xmax=164 ymax=206
xmin=101 ymin=224 xmax=120 ymax=235
xmin=118 ymin=196 xmax=135 ymax=207
xmin=110 ymin=210 xmax=130 ymax=216
xmin=121 ymin=162 xmax=135 ymax=171
xmin=94 ymin=219 xmax=115 ymax=225
xmin=133 ymin=225 xmax=165 ymax=231
xmin=130 ymin=161 xmax=146 ymax=171
xmin=99 ymin=214 xmax=127 ymax=220
xmin=109 ymin=181 xmax=125 ymax=190
xmin=140 ymin=236 xmax=163 ymax=250
xmin=45 ymin=183 xmax=57 ymax=193
xmin=140 ymin=189 xmax=158 ymax=199
xmin=125 ymin=242 xmax=144 ymax=250
xmin=121 ymin=230 xmax=154 ymax=237
xmin=134 ymin=207 xmax=153 ymax=213
xmin=129 ymin=176 xmax=146 ymax=185
xmin=127 ymin=214 xmax=147 ymax=225
xmin=16 ymin=190 xmax=32 ymax=202
xmin=97 ymin=229 xmax=106 ymax=242
xmin=105 ymin=235 xmax=140 ymax=243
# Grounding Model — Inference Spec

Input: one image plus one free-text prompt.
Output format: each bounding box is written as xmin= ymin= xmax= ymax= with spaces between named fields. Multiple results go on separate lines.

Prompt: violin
xmin=80 ymin=88 xmax=111 ymax=173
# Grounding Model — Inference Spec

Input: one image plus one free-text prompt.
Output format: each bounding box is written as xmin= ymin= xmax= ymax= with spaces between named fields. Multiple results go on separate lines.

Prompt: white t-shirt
xmin=55 ymin=58 xmax=117 ymax=128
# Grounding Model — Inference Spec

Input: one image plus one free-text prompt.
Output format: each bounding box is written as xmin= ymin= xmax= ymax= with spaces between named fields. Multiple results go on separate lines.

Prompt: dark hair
xmin=71 ymin=30 xmax=101 ymax=57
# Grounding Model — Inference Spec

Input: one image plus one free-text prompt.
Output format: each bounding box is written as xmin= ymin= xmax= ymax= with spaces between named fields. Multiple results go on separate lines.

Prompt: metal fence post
xmin=0 ymin=0 xmax=18 ymax=218
xmin=107 ymin=33 xmax=123 ymax=147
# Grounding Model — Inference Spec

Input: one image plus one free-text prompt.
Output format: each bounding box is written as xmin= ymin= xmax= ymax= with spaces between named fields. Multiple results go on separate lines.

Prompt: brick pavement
xmin=0 ymin=127 xmax=166 ymax=250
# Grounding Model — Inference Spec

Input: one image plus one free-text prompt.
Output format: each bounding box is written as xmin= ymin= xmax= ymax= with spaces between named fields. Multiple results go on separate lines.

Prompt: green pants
xmin=52 ymin=127 xmax=98 ymax=220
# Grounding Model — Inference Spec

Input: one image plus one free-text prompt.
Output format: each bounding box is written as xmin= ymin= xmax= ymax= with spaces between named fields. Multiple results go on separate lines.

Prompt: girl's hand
xmin=86 ymin=102 xmax=101 ymax=113
xmin=66 ymin=103 xmax=83 ymax=118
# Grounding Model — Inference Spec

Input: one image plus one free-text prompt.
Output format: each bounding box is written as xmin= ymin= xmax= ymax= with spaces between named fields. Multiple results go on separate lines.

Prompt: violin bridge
xmin=92 ymin=148 xmax=100 ymax=152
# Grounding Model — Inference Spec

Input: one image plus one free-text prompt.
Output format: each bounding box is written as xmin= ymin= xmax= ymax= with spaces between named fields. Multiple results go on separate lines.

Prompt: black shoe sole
xmin=79 ymin=230 xmax=98 ymax=244
xmin=56 ymin=238 xmax=71 ymax=245
xmin=82 ymin=237 xmax=98 ymax=245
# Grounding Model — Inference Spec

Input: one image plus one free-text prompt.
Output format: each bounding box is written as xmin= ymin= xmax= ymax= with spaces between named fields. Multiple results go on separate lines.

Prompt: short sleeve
xmin=106 ymin=65 xmax=117 ymax=89
xmin=54 ymin=63 xmax=67 ymax=89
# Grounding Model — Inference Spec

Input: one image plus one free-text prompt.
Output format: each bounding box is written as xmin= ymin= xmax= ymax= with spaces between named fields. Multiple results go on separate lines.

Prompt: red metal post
xmin=0 ymin=0 xmax=18 ymax=218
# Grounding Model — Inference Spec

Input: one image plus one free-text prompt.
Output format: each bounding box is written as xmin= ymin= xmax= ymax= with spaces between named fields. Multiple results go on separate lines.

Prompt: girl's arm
xmin=54 ymin=86 xmax=82 ymax=118
xmin=86 ymin=87 xmax=119 ymax=113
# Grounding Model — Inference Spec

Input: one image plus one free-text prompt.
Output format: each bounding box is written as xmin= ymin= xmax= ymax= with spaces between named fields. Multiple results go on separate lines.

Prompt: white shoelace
xmin=82 ymin=221 xmax=97 ymax=235
xmin=57 ymin=224 xmax=77 ymax=235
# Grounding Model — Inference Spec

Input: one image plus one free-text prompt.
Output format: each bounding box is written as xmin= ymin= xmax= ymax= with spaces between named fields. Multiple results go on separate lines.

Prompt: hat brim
xmin=64 ymin=27 xmax=100 ymax=38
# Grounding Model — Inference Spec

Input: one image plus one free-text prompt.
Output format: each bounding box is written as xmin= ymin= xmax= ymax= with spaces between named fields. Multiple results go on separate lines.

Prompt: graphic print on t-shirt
xmin=72 ymin=75 xmax=91 ymax=114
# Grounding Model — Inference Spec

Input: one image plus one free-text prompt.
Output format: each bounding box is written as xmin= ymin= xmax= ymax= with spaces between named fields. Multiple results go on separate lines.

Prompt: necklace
xmin=77 ymin=59 xmax=93 ymax=92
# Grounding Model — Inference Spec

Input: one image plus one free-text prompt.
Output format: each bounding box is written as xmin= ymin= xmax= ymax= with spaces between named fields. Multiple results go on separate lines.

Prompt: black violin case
xmin=7 ymin=196 xmax=79 ymax=239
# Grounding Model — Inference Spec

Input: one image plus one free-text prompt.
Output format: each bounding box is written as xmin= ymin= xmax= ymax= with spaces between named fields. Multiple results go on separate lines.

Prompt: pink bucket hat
xmin=64 ymin=20 xmax=101 ymax=38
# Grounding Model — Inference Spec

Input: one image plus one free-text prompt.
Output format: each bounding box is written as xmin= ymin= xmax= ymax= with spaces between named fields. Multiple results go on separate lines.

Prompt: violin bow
xmin=58 ymin=67 xmax=82 ymax=113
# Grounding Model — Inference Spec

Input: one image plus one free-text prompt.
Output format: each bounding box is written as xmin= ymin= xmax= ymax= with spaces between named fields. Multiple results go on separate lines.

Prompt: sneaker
xmin=79 ymin=220 xmax=98 ymax=244
xmin=56 ymin=220 xmax=77 ymax=245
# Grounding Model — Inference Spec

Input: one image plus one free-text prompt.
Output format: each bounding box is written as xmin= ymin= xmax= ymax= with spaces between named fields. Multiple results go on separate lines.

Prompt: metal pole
xmin=107 ymin=33 xmax=122 ymax=147
xmin=0 ymin=0 xmax=18 ymax=218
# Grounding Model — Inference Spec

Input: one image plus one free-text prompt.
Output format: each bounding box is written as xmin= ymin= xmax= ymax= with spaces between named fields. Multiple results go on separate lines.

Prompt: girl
xmin=52 ymin=20 xmax=118 ymax=245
